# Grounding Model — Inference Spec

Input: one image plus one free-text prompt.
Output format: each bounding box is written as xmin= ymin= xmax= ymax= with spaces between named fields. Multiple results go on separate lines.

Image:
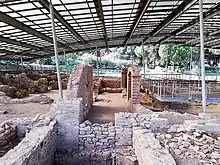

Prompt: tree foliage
xmin=160 ymin=45 xmax=191 ymax=70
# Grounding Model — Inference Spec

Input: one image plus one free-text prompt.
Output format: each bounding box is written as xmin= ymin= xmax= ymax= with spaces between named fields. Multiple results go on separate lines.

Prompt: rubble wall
xmin=78 ymin=121 xmax=115 ymax=150
xmin=115 ymin=104 xmax=220 ymax=147
xmin=0 ymin=119 xmax=57 ymax=165
xmin=52 ymin=65 xmax=94 ymax=154
xmin=0 ymin=123 xmax=16 ymax=149
xmin=51 ymin=99 xmax=83 ymax=153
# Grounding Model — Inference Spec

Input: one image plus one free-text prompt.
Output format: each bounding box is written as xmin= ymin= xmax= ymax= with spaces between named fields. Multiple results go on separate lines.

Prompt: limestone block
xmin=133 ymin=130 xmax=176 ymax=165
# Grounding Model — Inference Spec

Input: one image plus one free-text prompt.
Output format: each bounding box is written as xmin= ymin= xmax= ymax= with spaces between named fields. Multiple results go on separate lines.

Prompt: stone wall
xmin=79 ymin=120 xmax=115 ymax=150
xmin=0 ymin=122 xmax=16 ymax=149
xmin=52 ymin=65 xmax=94 ymax=153
xmin=50 ymin=99 xmax=83 ymax=153
xmin=133 ymin=129 xmax=176 ymax=165
xmin=94 ymin=77 xmax=122 ymax=93
xmin=115 ymin=104 xmax=220 ymax=147
xmin=66 ymin=64 xmax=93 ymax=118
xmin=101 ymin=77 xmax=121 ymax=88
xmin=155 ymin=132 xmax=220 ymax=165
xmin=115 ymin=112 xmax=152 ymax=146
xmin=0 ymin=117 xmax=57 ymax=165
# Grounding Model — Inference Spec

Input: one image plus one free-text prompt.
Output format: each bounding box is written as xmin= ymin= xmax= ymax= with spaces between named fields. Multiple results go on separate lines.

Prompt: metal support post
xmin=20 ymin=56 xmax=23 ymax=71
xmin=99 ymin=53 xmax=102 ymax=76
xmin=142 ymin=39 xmax=145 ymax=79
xmin=96 ymin=46 xmax=99 ymax=77
xmin=172 ymin=82 xmax=174 ymax=98
xmin=199 ymin=0 xmax=206 ymax=113
xmin=50 ymin=1 xmax=63 ymax=100
xmin=63 ymin=50 xmax=66 ymax=64
xmin=131 ymin=47 xmax=134 ymax=67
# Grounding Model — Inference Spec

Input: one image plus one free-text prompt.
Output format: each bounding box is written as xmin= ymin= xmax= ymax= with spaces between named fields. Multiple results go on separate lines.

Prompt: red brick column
xmin=131 ymin=74 xmax=140 ymax=104
xmin=121 ymin=68 xmax=127 ymax=88
xmin=127 ymin=72 xmax=131 ymax=101
xmin=127 ymin=67 xmax=140 ymax=105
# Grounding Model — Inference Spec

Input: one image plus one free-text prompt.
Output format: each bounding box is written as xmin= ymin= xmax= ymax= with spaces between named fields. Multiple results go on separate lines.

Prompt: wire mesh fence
xmin=141 ymin=74 xmax=220 ymax=102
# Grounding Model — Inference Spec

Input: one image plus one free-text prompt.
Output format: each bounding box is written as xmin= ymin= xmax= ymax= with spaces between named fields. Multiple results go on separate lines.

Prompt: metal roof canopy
xmin=0 ymin=0 xmax=220 ymax=60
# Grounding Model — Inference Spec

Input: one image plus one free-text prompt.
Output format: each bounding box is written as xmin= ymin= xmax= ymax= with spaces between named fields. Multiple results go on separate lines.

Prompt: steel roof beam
xmin=0 ymin=11 xmax=73 ymax=51
xmin=124 ymin=0 xmax=151 ymax=46
xmin=159 ymin=3 xmax=220 ymax=44
xmin=0 ymin=35 xmax=40 ymax=50
xmin=0 ymin=35 xmax=53 ymax=54
xmin=39 ymin=0 xmax=86 ymax=44
xmin=93 ymin=0 xmax=108 ymax=49
xmin=0 ymin=49 xmax=40 ymax=58
xmin=143 ymin=0 xmax=198 ymax=44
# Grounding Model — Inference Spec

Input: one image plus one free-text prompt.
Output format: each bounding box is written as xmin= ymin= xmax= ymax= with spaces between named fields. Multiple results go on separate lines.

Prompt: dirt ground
xmin=141 ymin=92 xmax=220 ymax=117
xmin=87 ymin=92 xmax=129 ymax=124
xmin=1 ymin=88 xmax=220 ymax=124
xmin=0 ymin=90 xmax=67 ymax=123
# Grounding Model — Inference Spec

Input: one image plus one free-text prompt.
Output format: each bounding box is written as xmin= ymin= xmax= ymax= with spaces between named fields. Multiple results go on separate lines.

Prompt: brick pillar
xmin=131 ymin=74 xmax=140 ymax=104
xmin=127 ymin=67 xmax=140 ymax=105
xmin=127 ymin=72 xmax=131 ymax=101
xmin=121 ymin=68 xmax=127 ymax=88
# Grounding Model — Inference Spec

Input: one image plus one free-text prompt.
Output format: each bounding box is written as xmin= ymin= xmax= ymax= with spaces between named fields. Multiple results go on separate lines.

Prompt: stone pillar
xmin=121 ymin=68 xmax=127 ymax=88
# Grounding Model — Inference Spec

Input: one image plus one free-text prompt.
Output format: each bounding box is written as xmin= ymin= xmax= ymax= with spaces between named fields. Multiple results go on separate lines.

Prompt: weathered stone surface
xmin=0 ymin=85 xmax=16 ymax=98
xmin=79 ymin=120 xmax=115 ymax=150
xmin=36 ymin=78 xmax=48 ymax=93
xmin=0 ymin=119 xmax=57 ymax=165
xmin=66 ymin=65 xmax=93 ymax=118
xmin=49 ymin=80 xmax=58 ymax=90
xmin=133 ymin=130 xmax=176 ymax=165
xmin=155 ymin=131 xmax=220 ymax=165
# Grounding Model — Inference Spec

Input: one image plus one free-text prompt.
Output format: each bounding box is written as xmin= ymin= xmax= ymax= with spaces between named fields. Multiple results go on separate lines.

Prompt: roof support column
xmin=99 ymin=53 xmax=102 ymax=76
xmin=96 ymin=46 xmax=99 ymax=77
xmin=199 ymin=0 xmax=206 ymax=113
xmin=50 ymin=0 xmax=63 ymax=100
xmin=20 ymin=56 xmax=23 ymax=71
xmin=142 ymin=39 xmax=145 ymax=79
xmin=131 ymin=47 xmax=134 ymax=67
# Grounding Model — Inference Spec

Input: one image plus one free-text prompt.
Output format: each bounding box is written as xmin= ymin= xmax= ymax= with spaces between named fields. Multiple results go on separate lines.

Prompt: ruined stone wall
xmin=66 ymin=65 xmax=93 ymax=118
xmin=115 ymin=112 xmax=152 ymax=146
xmin=0 ymin=118 xmax=57 ymax=165
xmin=50 ymin=99 xmax=83 ymax=153
xmin=101 ymin=77 xmax=121 ymax=88
xmin=133 ymin=129 xmax=176 ymax=165
xmin=79 ymin=120 xmax=115 ymax=150
xmin=115 ymin=104 xmax=220 ymax=147
xmin=0 ymin=123 xmax=16 ymax=148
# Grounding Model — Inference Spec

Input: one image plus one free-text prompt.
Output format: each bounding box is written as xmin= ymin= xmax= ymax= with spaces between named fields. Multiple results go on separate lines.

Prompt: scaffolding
xmin=141 ymin=74 xmax=220 ymax=103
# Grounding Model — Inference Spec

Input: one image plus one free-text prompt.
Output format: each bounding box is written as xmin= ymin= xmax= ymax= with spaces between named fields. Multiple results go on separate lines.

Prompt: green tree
xmin=160 ymin=45 xmax=191 ymax=71
xmin=43 ymin=57 xmax=52 ymax=65
xmin=134 ymin=45 xmax=160 ymax=68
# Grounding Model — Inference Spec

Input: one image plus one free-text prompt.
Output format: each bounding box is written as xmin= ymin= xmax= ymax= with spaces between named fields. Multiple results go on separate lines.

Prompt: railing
xmin=93 ymin=68 xmax=121 ymax=77
xmin=141 ymin=74 xmax=220 ymax=102
xmin=142 ymin=73 xmax=220 ymax=81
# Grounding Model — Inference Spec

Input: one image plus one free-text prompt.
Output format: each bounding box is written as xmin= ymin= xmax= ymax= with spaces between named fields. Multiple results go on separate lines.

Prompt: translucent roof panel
xmin=0 ymin=0 xmax=219 ymax=59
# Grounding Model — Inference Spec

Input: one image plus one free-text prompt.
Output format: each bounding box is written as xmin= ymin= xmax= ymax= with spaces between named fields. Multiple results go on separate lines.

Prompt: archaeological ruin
xmin=0 ymin=65 xmax=220 ymax=165
xmin=0 ymin=0 xmax=220 ymax=164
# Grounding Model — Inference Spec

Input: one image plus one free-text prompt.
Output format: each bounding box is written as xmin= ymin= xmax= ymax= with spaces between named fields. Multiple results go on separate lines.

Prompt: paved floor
xmin=87 ymin=93 xmax=129 ymax=124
